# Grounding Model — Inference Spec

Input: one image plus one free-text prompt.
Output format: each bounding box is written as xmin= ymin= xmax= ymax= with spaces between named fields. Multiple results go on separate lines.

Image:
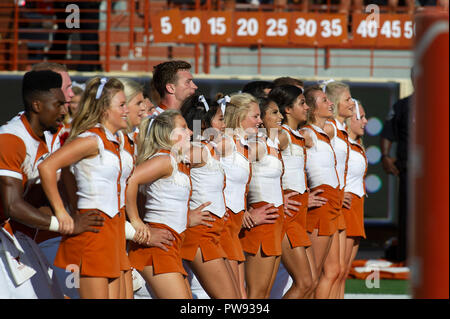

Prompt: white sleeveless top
xmin=220 ymin=135 xmax=251 ymax=214
xmin=71 ymin=127 xmax=122 ymax=218
xmin=189 ymin=142 xmax=226 ymax=218
xmin=345 ymin=138 xmax=368 ymax=197
xmin=327 ymin=119 xmax=349 ymax=189
xmin=281 ymin=125 xmax=307 ymax=194
xmin=248 ymin=137 xmax=284 ymax=207
xmin=143 ymin=152 xmax=191 ymax=234
xmin=302 ymin=124 xmax=339 ymax=189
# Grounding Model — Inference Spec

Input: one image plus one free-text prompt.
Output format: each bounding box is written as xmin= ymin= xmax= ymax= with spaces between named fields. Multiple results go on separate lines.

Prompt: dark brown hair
xmin=152 ymin=60 xmax=192 ymax=98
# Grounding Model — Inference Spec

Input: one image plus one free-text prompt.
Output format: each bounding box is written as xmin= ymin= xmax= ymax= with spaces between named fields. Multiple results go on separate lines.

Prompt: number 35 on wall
xmin=289 ymin=13 xmax=348 ymax=45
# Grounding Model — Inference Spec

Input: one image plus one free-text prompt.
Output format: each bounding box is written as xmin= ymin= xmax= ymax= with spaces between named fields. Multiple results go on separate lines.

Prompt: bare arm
xmin=38 ymin=136 xmax=99 ymax=234
xmin=0 ymin=176 xmax=52 ymax=230
xmin=380 ymin=137 xmax=399 ymax=176
xmin=299 ymin=128 xmax=314 ymax=149
xmin=125 ymin=155 xmax=172 ymax=244
xmin=323 ymin=123 xmax=335 ymax=139
xmin=278 ymin=129 xmax=289 ymax=151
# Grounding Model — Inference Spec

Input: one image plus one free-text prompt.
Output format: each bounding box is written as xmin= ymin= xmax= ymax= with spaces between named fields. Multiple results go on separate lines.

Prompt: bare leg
xmin=79 ymin=277 xmax=109 ymax=299
xmin=339 ymin=0 xmax=351 ymax=13
xmin=226 ymin=259 xmax=247 ymax=298
xmin=140 ymin=266 xmax=191 ymax=299
xmin=265 ymin=256 xmax=281 ymax=299
xmin=224 ymin=259 xmax=242 ymax=298
xmin=301 ymin=0 xmax=309 ymax=13
xmin=184 ymin=276 xmax=194 ymax=299
xmin=329 ymin=229 xmax=347 ymax=298
xmin=308 ymin=228 xmax=333 ymax=285
xmin=281 ymin=235 xmax=314 ymax=299
xmin=188 ymin=248 xmax=240 ymax=298
xmin=353 ymin=0 xmax=364 ymax=14
xmin=237 ymin=261 xmax=247 ymax=299
xmin=340 ymin=237 xmax=361 ymax=298
xmin=244 ymin=248 xmax=279 ymax=299
xmin=119 ymin=271 xmax=126 ymax=299
xmin=107 ymin=277 xmax=121 ymax=299
xmin=122 ymin=269 xmax=134 ymax=299
xmin=315 ymin=231 xmax=340 ymax=299
xmin=305 ymin=245 xmax=319 ymax=299
xmin=78 ymin=276 xmax=120 ymax=299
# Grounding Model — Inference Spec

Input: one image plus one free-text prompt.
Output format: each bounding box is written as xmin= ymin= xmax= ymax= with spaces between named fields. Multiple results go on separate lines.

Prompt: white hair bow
xmin=198 ymin=95 xmax=209 ymax=112
xmin=146 ymin=116 xmax=156 ymax=136
xmin=95 ymin=77 xmax=108 ymax=99
xmin=319 ymin=79 xmax=335 ymax=93
xmin=352 ymin=98 xmax=361 ymax=120
xmin=217 ymin=95 xmax=231 ymax=115
xmin=72 ymin=81 xmax=86 ymax=91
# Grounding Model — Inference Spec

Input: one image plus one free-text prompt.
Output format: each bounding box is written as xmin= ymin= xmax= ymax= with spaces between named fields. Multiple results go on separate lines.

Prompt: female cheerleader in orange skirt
xmin=239 ymin=96 xmax=287 ymax=299
xmin=341 ymin=99 xmax=368 ymax=298
xmin=180 ymin=94 xmax=240 ymax=298
xmin=117 ymin=78 xmax=147 ymax=298
xmin=221 ymin=93 xmax=279 ymax=298
xmin=301 ymin=85 xmax=342 ymax=299
xmin=39 ymin=77 xmax=131 ymax=298
xmin=268 ymin=85 xmax=317 ymax=298
xmin=125 ymin=111 xmax=211 ymax=299
xmin=322 ymin=80 xmax=356 ymax=298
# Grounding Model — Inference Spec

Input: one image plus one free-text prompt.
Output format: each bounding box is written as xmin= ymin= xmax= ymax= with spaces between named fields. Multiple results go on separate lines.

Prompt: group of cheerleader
xmin=33 ymin=61 xmax=369 ymax=299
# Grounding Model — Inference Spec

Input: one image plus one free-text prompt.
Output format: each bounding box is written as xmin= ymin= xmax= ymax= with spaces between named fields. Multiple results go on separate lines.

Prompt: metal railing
xmin=0 ymin=0 xmax=444 ymax=75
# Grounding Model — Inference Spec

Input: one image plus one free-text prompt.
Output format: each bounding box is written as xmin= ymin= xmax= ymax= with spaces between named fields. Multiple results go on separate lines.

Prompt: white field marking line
xmin=344 ymin=293 xmax=411 ymax=299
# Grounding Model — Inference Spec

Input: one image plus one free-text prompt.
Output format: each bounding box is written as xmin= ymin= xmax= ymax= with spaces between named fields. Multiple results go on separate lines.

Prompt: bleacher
xmin=0 ymin=0 xmax=445 ymax=75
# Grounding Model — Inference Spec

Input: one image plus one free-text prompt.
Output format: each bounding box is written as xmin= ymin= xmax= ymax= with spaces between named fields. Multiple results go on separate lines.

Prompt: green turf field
xmin=344 ymin=279 xmax=411 ymax=299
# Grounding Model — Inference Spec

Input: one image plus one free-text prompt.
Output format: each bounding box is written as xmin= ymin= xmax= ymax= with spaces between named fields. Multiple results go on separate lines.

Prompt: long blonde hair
xmin=345 ymin=98 xmax=365 ymax=148
xmin=225 ymin=93 xmax=259 ymax=129
xmin=119 ymin=78 xmax=143 ymax=104
xmin=68 ymin=77 xmax=124 ymax=142
xmin=323 ymin=81 xmax=350 ymax=118
xmin=119 ymin=77 xmax=144 ymax=133
xmin=136 ymin=110 xmax=181 ymax=165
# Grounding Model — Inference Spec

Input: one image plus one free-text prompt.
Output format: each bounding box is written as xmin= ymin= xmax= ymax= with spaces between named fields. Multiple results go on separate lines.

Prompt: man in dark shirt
xmin=380 ymin=93 xmax=413 ymax=262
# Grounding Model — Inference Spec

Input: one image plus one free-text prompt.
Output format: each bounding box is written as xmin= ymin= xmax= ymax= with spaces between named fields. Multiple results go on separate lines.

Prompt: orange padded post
xmin=410 ymin=7 xmax=449 ymax=299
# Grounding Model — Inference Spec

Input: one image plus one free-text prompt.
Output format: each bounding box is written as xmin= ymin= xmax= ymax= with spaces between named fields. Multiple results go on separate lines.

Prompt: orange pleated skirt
xmin=128 ymin=223 xmax=187 ymax=276
xmin=181 ymin=213 xmax=227 ymax=262
xmin=283 ymin=190 xmax=311 ymax=248
xmin=306 ymin=185 xmax=341 ymax=236
xmin=219 ymin=208 xmax=245 ymax=262
xmin=239 ymin=202 xmax=285 ymax=256
xmin=54 ymin=209 xmax=125 ymax=279
xmin=342 ymin=193 xmax=366 ymax=238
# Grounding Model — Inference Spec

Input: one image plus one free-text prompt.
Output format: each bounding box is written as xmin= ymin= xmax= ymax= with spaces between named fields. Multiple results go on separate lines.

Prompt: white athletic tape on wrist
xmin=49 ymin=216 xmax=60 ymax=232
xmin=125 ymin=221 xmax=136 ymax=241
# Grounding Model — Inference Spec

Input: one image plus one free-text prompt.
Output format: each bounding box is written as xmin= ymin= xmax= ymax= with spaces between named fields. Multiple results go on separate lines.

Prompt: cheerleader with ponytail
xmin=180 ymin=94 xmax=240 ymax=298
